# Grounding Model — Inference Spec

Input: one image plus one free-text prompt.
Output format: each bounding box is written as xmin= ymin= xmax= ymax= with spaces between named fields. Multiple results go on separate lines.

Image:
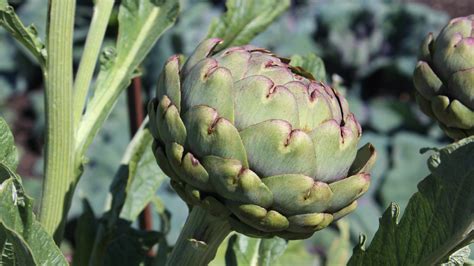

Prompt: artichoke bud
xmin=413 ymin=15 xmax=474 ymax=140
xmin=150 ymin=39 xmax=376 ymax=239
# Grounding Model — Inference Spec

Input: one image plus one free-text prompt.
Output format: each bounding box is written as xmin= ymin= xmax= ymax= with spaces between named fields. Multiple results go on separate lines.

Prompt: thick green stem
xmin=166 ymin=206 xmax=232 ymax=266
xmin=73 ymin=0 xmax=114 ymax=129
xmin=39 ymin=0 xmax=76 ymax=243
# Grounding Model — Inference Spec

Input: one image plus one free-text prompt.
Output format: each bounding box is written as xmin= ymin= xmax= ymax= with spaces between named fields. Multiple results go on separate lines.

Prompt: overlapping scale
xmin=233 ymin=76 xmax=299 ymax=129
xmin=413 ymin=15 xmax=474 ymax=139
xmin=239 ymin=120 xmax=317 ymax=178
xmin=149 ymin=38 xmax=376 ymax=239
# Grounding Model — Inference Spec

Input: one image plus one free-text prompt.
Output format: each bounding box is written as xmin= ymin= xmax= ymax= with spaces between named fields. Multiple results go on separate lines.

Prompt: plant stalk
xmin=40 ymin=0 xmax=76 ymax=243
xmin=73 ymin=0 xmax=114 ymax=129
xmin=166 ymin=206 xmax=232 ymax=266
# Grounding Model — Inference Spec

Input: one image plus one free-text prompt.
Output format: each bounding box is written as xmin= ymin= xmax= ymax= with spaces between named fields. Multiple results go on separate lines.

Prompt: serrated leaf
xmin=290 ymin=53 xmax=327 ymax=82
xmin=120 ymin=130 xmax=167 ymax=221
xmin=349 ymin=136 xmax=474 ymax=265
xmin=0 ymin=3 xmax=46 ymax=67
xmin=207 ymin=0 xmax=290 ymax=51
xmin=0 ymin=117 xmax=17 ymax=171
xmin=0 ymin=164 xmax=67 ymax=265
xmin=223 ymin=233 xmax=287 ymax=266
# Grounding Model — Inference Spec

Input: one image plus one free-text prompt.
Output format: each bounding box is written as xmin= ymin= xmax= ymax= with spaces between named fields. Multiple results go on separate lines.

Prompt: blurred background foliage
xmin=0 ymin=0 xmax=472 ymax=264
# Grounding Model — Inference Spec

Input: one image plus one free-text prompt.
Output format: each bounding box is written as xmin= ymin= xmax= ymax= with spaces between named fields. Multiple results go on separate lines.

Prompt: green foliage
xmin=255 ymin=0 xmax=449 ymax=97
xmin=275 ymin=240 xmax=316 ymax=265
xmin=119 ymin=126 xmax=168 ymax=222
xmin=207 ymin=0 xmax=290 ymax=51
xmin=76 ymin=0 xmax=180 ymax=158
xmin=0 ymin=117 xmax=17 ymax=170
xmin=221 ymin=235 xmax=287 ymax=266
xmin=73 ymin=200 xmax=98 ymax=266
xmin=84 ymin=124 xmax=168 ymax=265
xmin=313 ymin=0 xmax=448 ymax=84
xmin=379 ymin=132 xmax=440 ymax=211
xmin=289 ymin=53 xmax=327 ymax=82
xmin=325 ymin=221 xmax=352 ymax=265
xmin=0 ymin=117 xmax=67 ymax=265
xmin=70 ymin=95 xmax=130 ymax=217
xmin=0 ymin=1 xmax=46 ymax=67
xmin=0 ymin=0 xmax=472 ymax=265
xmin=349 ymin=136 xmax=474 ymax=265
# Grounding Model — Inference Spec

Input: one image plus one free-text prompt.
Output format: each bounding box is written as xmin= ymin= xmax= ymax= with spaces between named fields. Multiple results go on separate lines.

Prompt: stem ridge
xmin=166 ymin=206 xmax=232 ymax=266
xmin=39 ymin=0 xmax=76 ymax=243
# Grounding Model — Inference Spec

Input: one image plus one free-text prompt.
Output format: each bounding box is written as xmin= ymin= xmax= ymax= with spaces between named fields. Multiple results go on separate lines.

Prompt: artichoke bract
xmin=149 ymin=39 xmax=376 ymax=239
xmin=414 ymin=15 xmax=474 ymax=140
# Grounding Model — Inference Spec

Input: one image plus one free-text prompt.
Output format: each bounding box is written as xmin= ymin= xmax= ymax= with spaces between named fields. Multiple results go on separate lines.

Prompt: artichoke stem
xmin=166 ymin=206 xmax=231 ymax=266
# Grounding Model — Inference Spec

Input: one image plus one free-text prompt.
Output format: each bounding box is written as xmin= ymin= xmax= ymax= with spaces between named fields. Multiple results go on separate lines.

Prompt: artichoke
xmin=149 ymin=39 xmax=376 ymax=239
xmin=414 ymin=15 xmax=474 ymax=140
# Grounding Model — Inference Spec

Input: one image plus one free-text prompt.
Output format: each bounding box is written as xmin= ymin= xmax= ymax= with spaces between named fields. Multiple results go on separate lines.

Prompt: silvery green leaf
xmin=207 ymin=0 xmax=290 ymax=51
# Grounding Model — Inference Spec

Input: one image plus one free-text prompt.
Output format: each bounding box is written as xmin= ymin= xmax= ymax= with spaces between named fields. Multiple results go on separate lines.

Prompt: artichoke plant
xmin=414 ymin=15 xmax=474 ymax=140
xmin=148 ymin=39 xmax=376 ymax=241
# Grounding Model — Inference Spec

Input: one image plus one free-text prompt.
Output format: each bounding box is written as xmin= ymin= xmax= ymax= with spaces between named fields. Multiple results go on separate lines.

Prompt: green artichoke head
xmin=414 ymin=15 xmax=474 ymax=140
xmin=149 ymin=39 xmax=376 ymax=239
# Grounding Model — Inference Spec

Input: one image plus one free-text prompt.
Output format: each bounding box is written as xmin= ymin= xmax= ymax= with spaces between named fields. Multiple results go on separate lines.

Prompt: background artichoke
xmin=149 ymin=39 xmax=376 ymax=239
xmin=414 ymin=15 xmax=474 ymax=140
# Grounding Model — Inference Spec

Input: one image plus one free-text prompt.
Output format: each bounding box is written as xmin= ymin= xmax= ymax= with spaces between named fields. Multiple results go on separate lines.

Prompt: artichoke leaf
xmin=183 ymin=105 xmax=248 ymax=166
xmin=348 ymin=143 xmax=377 ymax=176
xmin=234 ymin=75 xmax=299 ymax=129
xmin=156 ymin=95 xmax=187 ymax=145
xmin=165 ymin=142 xmax=212 ymax=192
xmin=182 ymin=38 xmax=222 ymax=77
xmin=228 ymin=202 xmax=289 ymax=233
xmin=181 ymin=58 xmax=235 ymax=122
xmin=156 ymin=55 xmax=182 ymax=111
xmin=239 ymin=120 xmax=317 ymax=178
xmin=202 ymin=155 xmax=272 ymax=208
xmin=431 ymin=95 xmax=474 ymax=129
xmin=327 ymin=173 xmax=370 ymax=212
xmin=286 ymin=213 xmax=333 ymax=233
xmin=262 ymin=174 xmax=332 ymax=215
xmin=310 ymin=116 xmax=360 ymax=183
